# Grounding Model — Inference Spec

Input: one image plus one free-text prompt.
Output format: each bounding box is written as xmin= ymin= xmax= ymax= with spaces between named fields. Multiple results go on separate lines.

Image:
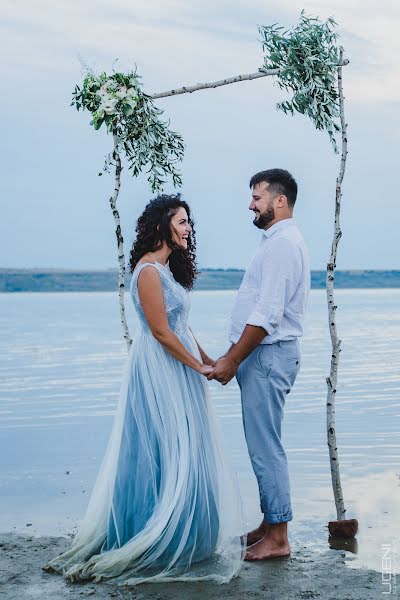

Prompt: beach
xmin=0 ymin=531 xmax=383 ymax=599
xmin=0 ymin=288 xmax=399 ymax=598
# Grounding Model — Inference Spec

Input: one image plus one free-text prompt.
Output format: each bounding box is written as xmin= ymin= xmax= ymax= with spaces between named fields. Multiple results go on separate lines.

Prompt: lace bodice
xmin=130 ymin=262 xmax=190 ymax=337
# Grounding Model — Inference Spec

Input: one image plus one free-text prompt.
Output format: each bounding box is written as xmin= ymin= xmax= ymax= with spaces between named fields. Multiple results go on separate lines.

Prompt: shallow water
xmin=0 ymin=288 xmax=399 ymax=574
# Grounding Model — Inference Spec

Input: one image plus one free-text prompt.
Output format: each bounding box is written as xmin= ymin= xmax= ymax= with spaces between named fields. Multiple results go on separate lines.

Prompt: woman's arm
xmin=189 ymin=327 xmax=216 ymax=367
xmin=137 ymin=266 xmax=212 ymax=376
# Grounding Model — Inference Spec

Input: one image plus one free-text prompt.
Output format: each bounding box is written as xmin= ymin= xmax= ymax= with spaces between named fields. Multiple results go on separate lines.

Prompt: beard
xmin=253 ymin=204 xmax=275 ymax=229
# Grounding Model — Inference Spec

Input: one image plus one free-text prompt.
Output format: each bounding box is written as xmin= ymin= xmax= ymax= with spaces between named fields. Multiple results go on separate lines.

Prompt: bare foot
xmin=243 ymin=520 xmax=271 ymax=547
xmin=245 ymin=535 xmax=291 ymax=561
xmin=245 ymin=526 xmax=291 ymax=561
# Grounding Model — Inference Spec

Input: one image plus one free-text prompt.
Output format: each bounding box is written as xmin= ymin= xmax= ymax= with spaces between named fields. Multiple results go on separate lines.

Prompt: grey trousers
xmin=236 ymin=339 xmax=301 ymax=524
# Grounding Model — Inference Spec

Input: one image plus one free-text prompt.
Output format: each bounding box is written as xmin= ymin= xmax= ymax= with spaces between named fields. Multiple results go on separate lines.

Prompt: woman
xmin=43 ymin=194 xmax=244 ymax=585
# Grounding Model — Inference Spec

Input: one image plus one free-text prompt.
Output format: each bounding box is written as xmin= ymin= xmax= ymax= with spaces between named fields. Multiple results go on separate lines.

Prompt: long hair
xmin=129 ymin=194 xmax=198 ymax=289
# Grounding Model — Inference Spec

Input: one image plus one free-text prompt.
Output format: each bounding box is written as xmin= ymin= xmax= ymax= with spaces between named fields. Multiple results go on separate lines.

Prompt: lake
xmin=0 ymin=288 xmax=399 ymax=574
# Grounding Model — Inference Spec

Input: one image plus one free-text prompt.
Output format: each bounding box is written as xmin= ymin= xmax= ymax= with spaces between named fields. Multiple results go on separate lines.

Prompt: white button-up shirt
xmin=229 ymin=218 xmax=310 ymax=345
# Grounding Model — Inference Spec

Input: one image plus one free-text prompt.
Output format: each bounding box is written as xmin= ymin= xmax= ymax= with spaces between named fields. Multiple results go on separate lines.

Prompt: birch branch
xmin=150 ymin=69 xmax=280 ymax=99
xmin=109 ymin=131 xmax=132 ymax=350
xmin=326 ymin=48 xmax=348 ymax=522
xmin=150 ymin=60 xmax=349 ymax=99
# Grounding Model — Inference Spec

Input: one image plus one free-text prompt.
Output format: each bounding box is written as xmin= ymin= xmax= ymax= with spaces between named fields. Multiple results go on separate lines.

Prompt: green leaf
xmin=73 ymin=67 xmax=185 ymax=184
xmin=259 ymin=12 xmax=342 ymax=151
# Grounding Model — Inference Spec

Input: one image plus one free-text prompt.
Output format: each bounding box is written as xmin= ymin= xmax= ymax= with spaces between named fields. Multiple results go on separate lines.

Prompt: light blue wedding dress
xmin=44 ymin=261 xmax=244 ymax=585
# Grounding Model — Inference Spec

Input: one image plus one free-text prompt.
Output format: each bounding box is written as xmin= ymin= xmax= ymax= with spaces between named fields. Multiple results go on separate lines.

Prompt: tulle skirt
xmin=44 ymin=328 xmax=245 ymax=585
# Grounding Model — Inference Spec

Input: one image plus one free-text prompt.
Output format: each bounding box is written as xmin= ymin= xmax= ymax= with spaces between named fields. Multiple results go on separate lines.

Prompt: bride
xmin=43 ymin=194 xmax=244 ymax=585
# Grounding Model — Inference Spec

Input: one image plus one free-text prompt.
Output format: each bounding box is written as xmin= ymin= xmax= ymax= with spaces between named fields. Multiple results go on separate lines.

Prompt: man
xmin=208 ymin=168 xmax=310 ymax=561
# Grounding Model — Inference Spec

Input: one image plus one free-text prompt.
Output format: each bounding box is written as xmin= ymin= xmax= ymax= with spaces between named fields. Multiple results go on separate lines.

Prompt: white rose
xmin=99 ymin=98 xmax=118 ymax=115
xmin=116 ymin=86 xmax=128 ymax=99
xmin=97 ymin=86 xmax=114 ymax=102
xmin=126 ymin=88 xmax=138 ymax=104
xmin=106 ymin=78 xmax=117 ymax=90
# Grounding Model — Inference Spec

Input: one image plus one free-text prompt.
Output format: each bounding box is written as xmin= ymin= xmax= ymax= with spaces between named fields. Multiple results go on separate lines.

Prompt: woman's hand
xmin=198 ymin=364 xmax=214 ymax=377
xmin=202 ymin=355 xmax=216 ymax=368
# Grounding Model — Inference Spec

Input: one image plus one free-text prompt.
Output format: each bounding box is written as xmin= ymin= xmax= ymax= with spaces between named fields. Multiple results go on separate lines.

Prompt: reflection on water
xmin=343 ymin=471 xmax=400 ymax=573
xmin=298 ymin=470 xmax=400 ymax=573
xmin=0 ymin=289 xmax=399 ymax=573
xmin=329 ymin=535 xmax=359 ymax=554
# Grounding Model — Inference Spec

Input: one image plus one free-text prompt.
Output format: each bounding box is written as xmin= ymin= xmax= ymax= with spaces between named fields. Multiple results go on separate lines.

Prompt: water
xmin=1 ymin=269 xmax=400 ymax=292
xmin=0 ymin=289 xmax=399 ymax=574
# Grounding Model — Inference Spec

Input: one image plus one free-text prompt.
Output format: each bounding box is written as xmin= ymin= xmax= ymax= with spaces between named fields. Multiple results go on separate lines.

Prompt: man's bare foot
xmin=245 ymin=522 xmax=291 ymax=561
xmin=244 ymin=520 xmax=271 ymax=547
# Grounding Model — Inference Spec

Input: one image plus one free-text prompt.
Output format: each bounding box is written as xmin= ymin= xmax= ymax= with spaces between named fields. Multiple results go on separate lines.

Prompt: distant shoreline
xmin=1 ymin=269 xmax=399 ymax=292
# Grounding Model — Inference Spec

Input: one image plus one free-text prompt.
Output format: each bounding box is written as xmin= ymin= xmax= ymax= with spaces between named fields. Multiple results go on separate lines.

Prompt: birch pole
xmin=326 ymin=48 xmax=355 ymax=532
xmin=109 ymin=130 xmax=132 ymax=350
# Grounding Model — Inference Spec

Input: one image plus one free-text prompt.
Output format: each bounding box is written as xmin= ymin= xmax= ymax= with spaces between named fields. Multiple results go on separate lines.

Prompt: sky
xmin=1 ymin=0 xmax=399 ymax=270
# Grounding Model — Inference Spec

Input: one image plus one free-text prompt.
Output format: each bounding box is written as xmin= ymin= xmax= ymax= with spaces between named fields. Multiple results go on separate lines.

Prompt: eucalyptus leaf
xmin=259 ymin=12 xmax=341 ymax=151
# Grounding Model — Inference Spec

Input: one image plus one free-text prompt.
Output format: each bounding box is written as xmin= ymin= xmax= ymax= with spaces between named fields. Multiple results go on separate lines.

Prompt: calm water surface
xmin=0 ymin=289 xmax=399 ymax=573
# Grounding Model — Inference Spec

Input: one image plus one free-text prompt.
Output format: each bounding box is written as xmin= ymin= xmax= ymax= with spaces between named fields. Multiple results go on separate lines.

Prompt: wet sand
xmin=0 ymin=532 xmax=384 ymax=600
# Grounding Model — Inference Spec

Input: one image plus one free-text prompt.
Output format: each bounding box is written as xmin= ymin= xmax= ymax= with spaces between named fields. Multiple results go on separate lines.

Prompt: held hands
xmin=195 ymin=349 xmax=239 ymax=384
xmin=198 ymin=364 xmax=214 ymax=377
xmin=197 ymin=352 xmax=216 ymax=377
xmin=207 ymin=355 xmax=239 ymax=385
xmin=197 ymin=350 xmax=216 ymax=377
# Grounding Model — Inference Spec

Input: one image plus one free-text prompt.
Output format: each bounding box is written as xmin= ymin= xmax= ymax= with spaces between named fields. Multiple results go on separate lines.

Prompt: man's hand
xmin=207 ymin=356 xmax=239 ymax=385
xmin=207 ymin=326 xmax=266 ymax=385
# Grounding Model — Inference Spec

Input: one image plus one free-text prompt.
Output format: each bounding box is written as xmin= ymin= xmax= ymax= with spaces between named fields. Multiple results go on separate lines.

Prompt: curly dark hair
xmin=129 ymin=194 xmax=198 ymax=289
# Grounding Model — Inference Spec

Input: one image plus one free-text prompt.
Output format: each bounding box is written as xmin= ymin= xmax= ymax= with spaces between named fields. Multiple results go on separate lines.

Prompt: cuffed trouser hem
xmin=263 ymin=509 xmax=293 ymax=524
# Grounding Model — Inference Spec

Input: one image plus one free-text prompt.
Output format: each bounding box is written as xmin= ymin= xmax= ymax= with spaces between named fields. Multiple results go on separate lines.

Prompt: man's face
xmin=249 ymin=182 xmax=276 ymax=229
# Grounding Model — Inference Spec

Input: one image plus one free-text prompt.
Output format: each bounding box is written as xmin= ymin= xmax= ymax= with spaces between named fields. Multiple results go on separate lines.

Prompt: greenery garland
xmin=259 ymin=11 xmax=341 ymax=152
xmin=71 ymin=70 xmax=184 ymax=191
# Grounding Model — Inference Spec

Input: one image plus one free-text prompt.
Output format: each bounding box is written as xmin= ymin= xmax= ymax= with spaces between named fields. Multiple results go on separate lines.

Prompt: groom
xmin=208 ymin=168 xmax=310 ymax=560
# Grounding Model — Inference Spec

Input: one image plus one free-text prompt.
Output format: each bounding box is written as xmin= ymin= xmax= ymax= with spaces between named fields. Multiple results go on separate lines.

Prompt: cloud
xmin=1 ymin=0 xmax=399 ymax=102
xmin=1 ymin=0 xmax=399 ymax=269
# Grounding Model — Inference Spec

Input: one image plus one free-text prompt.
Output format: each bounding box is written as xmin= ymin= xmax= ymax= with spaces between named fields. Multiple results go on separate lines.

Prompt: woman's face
xmin=170 ymin=207 xmax=192 ymax=250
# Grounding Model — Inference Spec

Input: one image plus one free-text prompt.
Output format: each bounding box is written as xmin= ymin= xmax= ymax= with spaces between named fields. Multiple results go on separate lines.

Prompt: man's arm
xmin=207 ymin=325 xmax=267 ymax=384
xmin=209 ymin=236 xmax=301 ymax=385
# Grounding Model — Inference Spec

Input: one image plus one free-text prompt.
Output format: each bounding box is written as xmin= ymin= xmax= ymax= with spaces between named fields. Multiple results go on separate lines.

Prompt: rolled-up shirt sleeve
xmin=246 ymin=237 xmax=301 ymax=336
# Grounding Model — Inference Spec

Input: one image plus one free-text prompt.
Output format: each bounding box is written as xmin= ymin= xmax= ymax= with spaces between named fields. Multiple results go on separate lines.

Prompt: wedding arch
xmin=72 ymin=12 xmax=356 ymax=540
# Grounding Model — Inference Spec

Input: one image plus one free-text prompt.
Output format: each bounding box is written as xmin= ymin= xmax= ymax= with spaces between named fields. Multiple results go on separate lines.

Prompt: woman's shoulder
xmin=131 ymin=260 xmax=175 ymax=291
xmin=135 ymin=260 xmax=160 ymax=272
xmin=131 ymin=261 xmax=162 ymax=283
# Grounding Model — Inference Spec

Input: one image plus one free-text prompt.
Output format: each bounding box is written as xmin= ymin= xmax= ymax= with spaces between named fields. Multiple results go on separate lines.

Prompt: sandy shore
xmin=0 ymin=532 xmax=384 ymax=600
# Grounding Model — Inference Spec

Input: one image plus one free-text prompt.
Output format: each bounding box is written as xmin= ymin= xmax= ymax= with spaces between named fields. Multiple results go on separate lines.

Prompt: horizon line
xmin=1 ymin=267 xmax=400 ymax=273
